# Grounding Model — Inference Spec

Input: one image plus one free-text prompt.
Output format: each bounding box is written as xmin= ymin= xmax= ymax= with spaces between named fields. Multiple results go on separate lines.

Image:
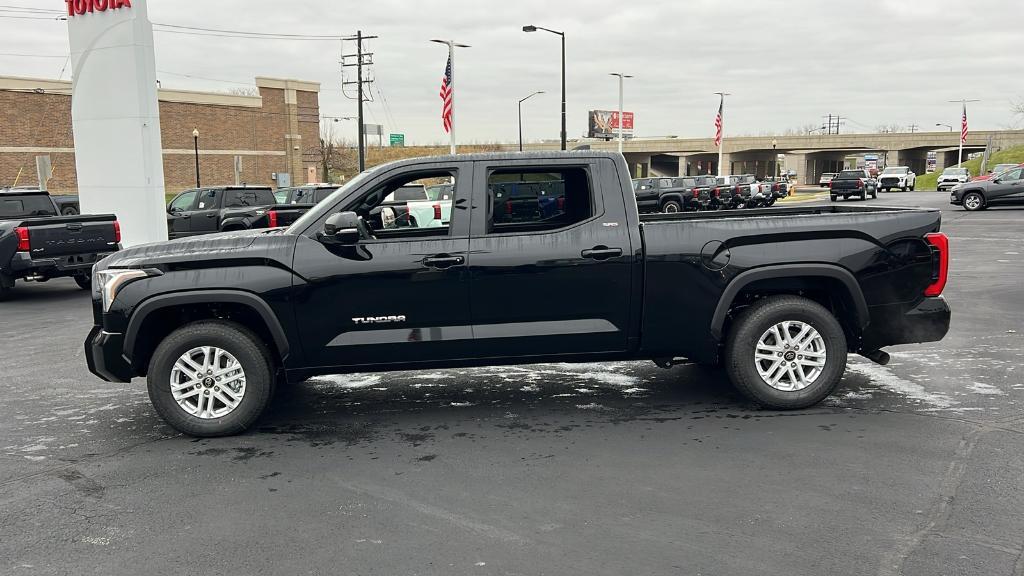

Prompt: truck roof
xmin=368 ymin=150 xmax=623 ymax=171
xmin=0 ymin=188 xmax=47 ymax=196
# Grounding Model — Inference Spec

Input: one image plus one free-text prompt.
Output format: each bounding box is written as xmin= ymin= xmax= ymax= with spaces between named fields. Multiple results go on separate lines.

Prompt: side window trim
xmin=477 ymin=160 xmax=603 ymax=238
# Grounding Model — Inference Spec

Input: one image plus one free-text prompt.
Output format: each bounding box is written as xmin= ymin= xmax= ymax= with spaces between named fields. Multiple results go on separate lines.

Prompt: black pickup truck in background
xmin=85 ymin=151 xmax=951 ymax=437
xmin=273 ymin=184 xmax=340 ymax=206
xmin=829 ymin=169 xmax=877 ymax=201
xmin=0 ymin=189 xmax=119 ymax=298
xmin=166 ymin=186 xmax=311 ymax=239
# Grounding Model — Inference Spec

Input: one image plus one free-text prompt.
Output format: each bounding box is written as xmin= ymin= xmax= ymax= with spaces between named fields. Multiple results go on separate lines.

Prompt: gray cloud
xmin=3 ymin=0 xmax=1022 ymax=145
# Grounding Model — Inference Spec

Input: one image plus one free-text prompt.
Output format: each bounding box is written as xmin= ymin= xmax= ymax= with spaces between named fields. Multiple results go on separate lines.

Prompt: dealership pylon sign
xmin=64 ymin=0 xmax=133 ymax=16
xmin=67 ymin=0 xmax=167 ymax=246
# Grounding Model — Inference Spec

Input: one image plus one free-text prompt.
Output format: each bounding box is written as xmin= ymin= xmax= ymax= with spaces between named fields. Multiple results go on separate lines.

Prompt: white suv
xmin=877 ymin=166 xmax=917 ymax=192
xmin=936 ymin=167 xmax=970 ymax=192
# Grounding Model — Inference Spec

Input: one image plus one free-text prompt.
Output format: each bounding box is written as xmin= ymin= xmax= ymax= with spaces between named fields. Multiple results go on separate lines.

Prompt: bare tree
xmin=227 ymin=87 xmax=259 ymax=97
xmin=308 ymin=121 xmax=355 ymax=183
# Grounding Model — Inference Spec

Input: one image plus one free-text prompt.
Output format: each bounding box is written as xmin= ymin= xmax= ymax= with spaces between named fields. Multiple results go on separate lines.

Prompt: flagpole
xmin=431 ymin=39 xmax=471 ymax=155
xmin=949 ymin=98 xmax=980 ymax=167
xmin=714 ymin=92 xmax=729 ymax=177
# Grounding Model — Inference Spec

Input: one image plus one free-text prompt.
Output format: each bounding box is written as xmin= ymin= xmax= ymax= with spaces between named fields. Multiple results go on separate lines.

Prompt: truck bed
xmin=637 ymin=204 xmax=923 ymax=222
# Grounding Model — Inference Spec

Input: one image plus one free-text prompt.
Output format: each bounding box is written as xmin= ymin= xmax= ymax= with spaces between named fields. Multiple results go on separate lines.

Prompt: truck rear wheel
xmin=724 ymin=295 xmax=847 ymax=409
xmin=662 ymin=200 xmax=682 ymax=213
xmin=147 ymin=320 xmax=273 ymax=437
xmin=74 ymin=275 xmax=91 ymax=290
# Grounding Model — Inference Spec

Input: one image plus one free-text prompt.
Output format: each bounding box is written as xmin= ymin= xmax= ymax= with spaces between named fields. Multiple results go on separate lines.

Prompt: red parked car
xmin=971 ymin=163 xmax=1024 ymax=181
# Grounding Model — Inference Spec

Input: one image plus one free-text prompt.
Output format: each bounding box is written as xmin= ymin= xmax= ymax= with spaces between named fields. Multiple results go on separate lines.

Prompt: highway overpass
xmin=519 ymin=130 xmax=1024 ymax=184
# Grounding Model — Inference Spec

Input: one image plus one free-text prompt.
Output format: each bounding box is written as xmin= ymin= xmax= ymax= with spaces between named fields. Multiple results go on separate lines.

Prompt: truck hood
xmin=97 ymin=228 xmax=297 ymax=270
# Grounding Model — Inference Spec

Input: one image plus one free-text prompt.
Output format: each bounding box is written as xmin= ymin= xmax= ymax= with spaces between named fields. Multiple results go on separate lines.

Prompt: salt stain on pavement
xmin=845 ymin=359 xmax=957 ymax=409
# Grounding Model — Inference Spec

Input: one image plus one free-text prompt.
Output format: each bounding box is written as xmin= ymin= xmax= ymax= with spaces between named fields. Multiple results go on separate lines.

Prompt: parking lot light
xmin=523 ymin=25 xmax=566 ymax=151
xmin=192 ymin=128 xmax=200 ymax=188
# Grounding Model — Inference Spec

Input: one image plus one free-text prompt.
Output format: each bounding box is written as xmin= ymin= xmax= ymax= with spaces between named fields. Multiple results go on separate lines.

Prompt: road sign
xmin=389 ymin=133 xmax=405 ymax=147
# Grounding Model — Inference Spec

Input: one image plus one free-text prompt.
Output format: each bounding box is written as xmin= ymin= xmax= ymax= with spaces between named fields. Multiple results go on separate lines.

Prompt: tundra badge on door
xmin=352 ymin=315 xmax=407 ymax=325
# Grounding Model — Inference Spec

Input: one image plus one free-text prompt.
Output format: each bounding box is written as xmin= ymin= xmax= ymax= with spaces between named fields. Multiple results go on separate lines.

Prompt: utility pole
xmin=342 ymin=30 xmax=378 ymax=172
xmin=949 ymin=98 xmax=980 ymax=167
xmin=907 ymin=123 xmax=919 ymax=134
xmin=826 ymin=114 xmax=832 ymax=135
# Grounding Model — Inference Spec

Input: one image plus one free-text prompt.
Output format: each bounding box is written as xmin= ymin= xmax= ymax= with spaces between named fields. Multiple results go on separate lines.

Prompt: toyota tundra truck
xmin=1 ymin=189 xmax=119 ymax=298
xmin=84 ymin=151 xmax=951 ymax=437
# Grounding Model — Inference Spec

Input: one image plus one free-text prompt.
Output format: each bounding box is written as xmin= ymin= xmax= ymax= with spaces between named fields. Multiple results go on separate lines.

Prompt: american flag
xmin=960 ymin=103 xmax=968 ymax=144
xmin=713 ymin=95 xmax=723 ymax=147
xmin=439 ymin=55 xmax=452 ymax=133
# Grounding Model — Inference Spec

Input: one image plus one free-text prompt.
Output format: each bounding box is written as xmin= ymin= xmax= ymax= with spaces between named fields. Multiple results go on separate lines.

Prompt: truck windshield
xmin=942 ymin=168 xmax=967 ymax=175
xmin=835 ymin=171 xmax=865 ymax=179
xmin=881 ymin=168 xmax=907 ymax=175
xmin=0 ymin=194 xmax=57 ymax=218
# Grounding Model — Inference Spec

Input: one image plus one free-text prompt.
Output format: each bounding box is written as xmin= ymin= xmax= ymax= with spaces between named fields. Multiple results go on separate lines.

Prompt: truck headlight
xmin=95 ymin=269 xmax=153 ymax=312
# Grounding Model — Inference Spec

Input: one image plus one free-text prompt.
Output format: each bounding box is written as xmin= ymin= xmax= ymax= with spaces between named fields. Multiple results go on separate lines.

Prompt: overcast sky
xmin=3 ymin=0 xmax=1023 ymax=145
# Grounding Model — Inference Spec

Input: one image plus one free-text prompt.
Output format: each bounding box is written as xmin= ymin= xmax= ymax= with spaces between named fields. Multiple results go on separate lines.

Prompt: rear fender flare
xmin=710 ymin=264 xmax=870 ymax=341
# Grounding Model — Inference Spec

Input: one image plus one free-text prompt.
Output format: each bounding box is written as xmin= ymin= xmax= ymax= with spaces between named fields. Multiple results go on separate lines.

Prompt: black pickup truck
xmin=829 ymin=169 xmax=878 ymax=201
xmin=166 ymin=186 xmax=310 ymax=239
xmin=1 ymin=189 xmax=119 ymax=297
xmin=85 ymin=151 xmax=951 ymax=437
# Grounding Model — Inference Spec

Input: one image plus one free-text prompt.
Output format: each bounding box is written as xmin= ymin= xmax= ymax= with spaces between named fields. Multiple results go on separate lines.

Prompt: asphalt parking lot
xmin=1 ymin=191 xmax=1022 ymax=576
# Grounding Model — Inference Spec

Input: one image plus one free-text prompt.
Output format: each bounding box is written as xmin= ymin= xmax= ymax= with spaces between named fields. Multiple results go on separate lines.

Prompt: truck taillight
xmin=828 ymin=180 xmax=833 ymax=189
xmin=772 ymin=183 xmax=779 ymax=192
xmin=14 ymin=227 xmax=30 ymax=251
xmin=113 ymin=220 xmax=121 ymax=243
xmin=858 ymin=178 xmax=864 ymax=187
xmin=267 ymin=210 xmax=278 ymax=227
xmin=432 ymin=203 xmax=442 ymax=220
xmin=713 ymin=187 xmax=720 ymax=197
xmin=505 ymin=200 xmax=513 ymax=215
xmin=924 ymin=232 xmax=948 ymax=297
xmin=557 ymin=197 xmax=565 ymax=210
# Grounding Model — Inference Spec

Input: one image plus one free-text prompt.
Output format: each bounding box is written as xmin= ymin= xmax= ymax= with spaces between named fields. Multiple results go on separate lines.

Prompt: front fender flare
xmin=123 ymin=289 xmax=290 ymax=363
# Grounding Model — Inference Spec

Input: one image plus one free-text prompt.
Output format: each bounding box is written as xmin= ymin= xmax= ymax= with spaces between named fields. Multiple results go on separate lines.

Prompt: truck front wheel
xmin=724 ymin=295 xmax=847 ymax=409
xmin=147 ymin=320 xmax=274 ymax=437
xmin=661 ymin=200 xmax=682 ymax=213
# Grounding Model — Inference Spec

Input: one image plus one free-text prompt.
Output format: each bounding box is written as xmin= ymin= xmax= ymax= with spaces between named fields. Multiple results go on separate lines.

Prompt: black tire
xmin=871 ymin=190 xmax=877 ymax=199
xmin=61 ymin=206 xmax=79 ymax=216
xmin=859 ymin=190 xmax=866 ymax=201
xmin=766 ymin=197 xmax=777 ymax=207
xmin=900 ymin=185 xmax=907 ymax=192
xmin=724 ymin=295 xmax=847 ymax=409
xmin=661 ymin=200 xmax=682 ymax=214
xmin=147 ymin=320 xmax=274 ymax=437
xmin=962 ymin=191 xmax=985 ymax=212
xmin=73 ymin=275 xmax=91 ymax=290
xmin=830 ymin=195 xmax=838 ymax=202
xmin=909 ymin=182 xmax=915 ymax=191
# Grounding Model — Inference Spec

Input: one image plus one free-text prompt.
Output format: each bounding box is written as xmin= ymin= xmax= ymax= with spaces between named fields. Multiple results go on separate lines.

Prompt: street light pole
xmin=610 ymin=73 xmax=633 ymax=154
xmin=523 ymin=25 xmax=566 ymax=150
xmin=431 ymin=39 xmax=471 ymax=155
xmin=772 ymin=138 xmax=778 ymax=178
xmin=936 ymin=123 xmax=953 ymax=132
xmin=518 ymin=91 xmax=544 ymax=152
xmin=192 ymin=128 xmax=201 ymax=188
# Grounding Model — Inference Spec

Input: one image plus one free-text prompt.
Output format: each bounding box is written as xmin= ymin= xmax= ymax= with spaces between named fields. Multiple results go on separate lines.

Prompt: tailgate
xmin=21 ymin=216 xmax=117 ymax=258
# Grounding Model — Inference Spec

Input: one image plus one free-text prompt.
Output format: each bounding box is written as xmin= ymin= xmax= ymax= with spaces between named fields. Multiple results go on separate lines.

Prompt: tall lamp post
xmin=609 ymin=73 xmax=633 ymax=154
xmin=522 ymin=25 xmax=565 ymax=151
xmin=771 ymin=138 xmax=778 ymax=178
xmin=192 ymin=128 xmax=201 ymax=188
xmin=518 ymin=91 xmax=545 ymax=152
xmin=935 ymin=123 xmax=953 ymax=132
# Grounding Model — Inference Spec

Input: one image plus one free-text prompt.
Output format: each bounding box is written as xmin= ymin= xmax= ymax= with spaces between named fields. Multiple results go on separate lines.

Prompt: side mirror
xmin=168 ymin=206 xmax=181 ymax=214
xmin=322 ymin=211 xmax=361 ymax=245
xmin=992 ymin=178 xmax=1001 ymax=184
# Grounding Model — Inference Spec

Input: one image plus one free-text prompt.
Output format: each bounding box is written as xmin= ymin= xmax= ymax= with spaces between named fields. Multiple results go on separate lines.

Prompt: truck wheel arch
xmin=710 ymin=264 xmax=870 ymax=341
xmin=124 ymin=290 xmax=290 ymax=372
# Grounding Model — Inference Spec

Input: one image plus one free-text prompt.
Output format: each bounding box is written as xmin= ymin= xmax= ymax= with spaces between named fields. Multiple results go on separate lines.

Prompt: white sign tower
xmin=66 ymin=0 xmax=167 ymax=246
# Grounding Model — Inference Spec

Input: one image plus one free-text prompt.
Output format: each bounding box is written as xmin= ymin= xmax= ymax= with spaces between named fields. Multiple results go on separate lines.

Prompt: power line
xmin=0 ymin=52 xmax=67 ymax=58
xmin=0 ymin=14 xmax=65 ymax=20
xmin=151 ymin=22 xmax=343 ymax=40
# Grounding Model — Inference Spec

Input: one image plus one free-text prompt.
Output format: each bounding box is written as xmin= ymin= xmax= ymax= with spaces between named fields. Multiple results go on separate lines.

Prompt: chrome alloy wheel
xmin=754 ymin=321 xmax=827 ymax=391
xmin=964 ymin=194 xmax=982 ymax=210
xmin=170 ymin=346 xmax=246 ymax=419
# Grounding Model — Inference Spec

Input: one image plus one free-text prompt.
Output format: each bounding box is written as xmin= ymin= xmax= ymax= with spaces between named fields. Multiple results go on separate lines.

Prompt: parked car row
xmin=632 ymin=175 xmax=790 ymax=213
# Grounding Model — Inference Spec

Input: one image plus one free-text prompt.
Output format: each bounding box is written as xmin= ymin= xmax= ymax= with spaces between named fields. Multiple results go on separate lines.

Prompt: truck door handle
xmin=206 ymin=213 xmax=217 ymax=218
xmin=581 ymin=246 xmax=623 ymax=260
xmin=423 ymin=255 xmax=465 ymax=269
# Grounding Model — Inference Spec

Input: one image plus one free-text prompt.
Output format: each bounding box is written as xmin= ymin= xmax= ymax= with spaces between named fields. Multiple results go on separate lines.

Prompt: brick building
xmin=0 ymin=75 xmax=321 ymax=194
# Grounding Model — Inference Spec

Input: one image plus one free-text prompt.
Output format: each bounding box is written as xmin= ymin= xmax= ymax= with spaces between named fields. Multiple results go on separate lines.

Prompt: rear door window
xmin=487 ymin=167 xmax=594 ymax=233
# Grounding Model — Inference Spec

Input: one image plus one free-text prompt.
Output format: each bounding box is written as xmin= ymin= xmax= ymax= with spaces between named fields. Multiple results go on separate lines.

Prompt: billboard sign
xmin=588 ymin=110 xmax=634 ymax=139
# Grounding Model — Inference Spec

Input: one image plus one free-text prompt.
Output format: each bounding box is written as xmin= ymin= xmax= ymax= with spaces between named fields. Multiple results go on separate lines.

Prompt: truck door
xmin=166 ymin=189 xmax=198 ymax=239
xmin=467 ymin=158 xmax=634 ymax=357
xmin=289 ymin=161 xmax=473 ymax=369
xmin=190 ymin=189 xmax=223 ymax=235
